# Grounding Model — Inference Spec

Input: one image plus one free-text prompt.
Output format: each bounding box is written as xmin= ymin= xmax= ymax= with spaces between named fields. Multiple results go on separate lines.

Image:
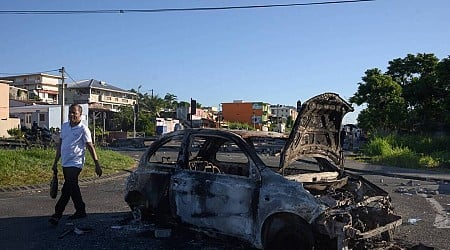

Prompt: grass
xmin=361 ymin=134 xmax=450 ymax=169
xmin=0 ymin=148 xmax=136 ymax=188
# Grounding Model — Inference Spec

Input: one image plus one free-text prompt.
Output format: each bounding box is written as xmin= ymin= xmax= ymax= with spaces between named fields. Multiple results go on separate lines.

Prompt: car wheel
xmin=131 ymin=204 xmax=152 ymax=221
xmin=266 ymin=221 xmax=314 ymax=250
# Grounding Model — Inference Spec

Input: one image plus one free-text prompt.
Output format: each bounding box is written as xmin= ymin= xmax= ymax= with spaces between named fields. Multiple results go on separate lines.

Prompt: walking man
xmin=49 ymin=104 xmax=102 ymax=225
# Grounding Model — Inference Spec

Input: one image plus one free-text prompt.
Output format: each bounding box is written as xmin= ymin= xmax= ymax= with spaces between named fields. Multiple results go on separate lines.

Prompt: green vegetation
xmin=0 ymin=148 xmax=135 ymax=188
xmin=349 ymin=53 xmax=450 ymax=170
xmin=362 ymin=134 xmax=450 ymax=169
xmin=7 ymin=128 xmax=24 ymax=139
xmin=350 ymin=53 xmax=450 ymax=135
xmin=228 ymin=122 xmax=255 ymax=130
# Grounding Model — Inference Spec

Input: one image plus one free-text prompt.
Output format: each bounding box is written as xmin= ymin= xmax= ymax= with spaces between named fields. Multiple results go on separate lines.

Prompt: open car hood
xmin=280 ymin=93 xmax=353 ymax=171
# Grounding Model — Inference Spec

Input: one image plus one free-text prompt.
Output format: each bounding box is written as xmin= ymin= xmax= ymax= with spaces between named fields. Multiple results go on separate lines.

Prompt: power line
xmin=0 ymin=0 xmax=376 ymax=15
xmin=64 ymin=70 xmax=79 ymax=83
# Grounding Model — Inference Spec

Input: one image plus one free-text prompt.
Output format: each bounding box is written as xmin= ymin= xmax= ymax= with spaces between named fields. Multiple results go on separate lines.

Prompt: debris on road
xmin=395 ymin=186 xmax=439 ymax=196
xmin=74 ymin=227 xmax=93 ymax=235
xmin=406 ymin=218 xmax=422 ymax=225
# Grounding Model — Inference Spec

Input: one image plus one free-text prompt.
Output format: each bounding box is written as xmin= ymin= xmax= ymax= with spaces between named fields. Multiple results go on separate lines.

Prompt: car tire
xmin=265 ymin=221 xmax=314 ymax=250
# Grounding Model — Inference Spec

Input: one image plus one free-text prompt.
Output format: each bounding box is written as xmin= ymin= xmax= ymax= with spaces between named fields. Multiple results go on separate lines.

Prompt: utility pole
xmin=276 ymin=104 xmax=279 ymax=132
xmin=93 ymin=111 xmax=96 ymax=144
xmin=133 ymin=85 xmax=141 ymax=138
xmin=59 ymin=67 xmax=65 ymax=126
xmin=133 ymin=103 xmax=137 ymax=138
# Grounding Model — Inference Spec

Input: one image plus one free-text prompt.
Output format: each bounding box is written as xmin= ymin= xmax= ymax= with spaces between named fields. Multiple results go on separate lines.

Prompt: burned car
xmin=125 ymin=93 xmax=402 ymax=249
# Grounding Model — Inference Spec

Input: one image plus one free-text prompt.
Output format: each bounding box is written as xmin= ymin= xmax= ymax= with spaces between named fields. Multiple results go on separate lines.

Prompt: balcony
xmin=72 ymin=94 xmax=99 ymax=103
xmin=99 ymin=95 xmax=134 ymax=105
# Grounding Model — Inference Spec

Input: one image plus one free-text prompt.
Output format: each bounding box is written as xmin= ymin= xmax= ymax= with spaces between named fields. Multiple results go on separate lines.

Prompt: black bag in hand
xmin=50 ymin=172 xmax=58 ymax=199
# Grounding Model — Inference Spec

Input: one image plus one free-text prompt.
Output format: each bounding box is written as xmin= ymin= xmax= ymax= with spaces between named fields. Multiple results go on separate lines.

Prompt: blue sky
xmin=1 ymin=0 xmax=449 ymax=124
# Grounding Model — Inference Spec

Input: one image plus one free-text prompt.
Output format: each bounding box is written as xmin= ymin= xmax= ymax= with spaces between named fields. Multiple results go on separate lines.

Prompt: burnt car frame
xmin=125 ymin=93 xmax=402 ymax=249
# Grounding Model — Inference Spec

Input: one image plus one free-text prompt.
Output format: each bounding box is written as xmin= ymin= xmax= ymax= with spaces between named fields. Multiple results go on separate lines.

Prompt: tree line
xmin=350 ymin=53 xmax=450 ymax=135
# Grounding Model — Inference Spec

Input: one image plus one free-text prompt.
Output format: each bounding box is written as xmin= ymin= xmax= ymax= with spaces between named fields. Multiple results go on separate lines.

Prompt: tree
xmin=386 ymin=53 xmax=443 ymax=131
xmin=113 ymin=105 xmax=134 ymax=132
xmin=436 ymin=56 xmax=450 ymax=129
xmin=350 ymin=69 xmax=407 ymax=133
xmin=164 ymin=93 xmax=178 ymax=110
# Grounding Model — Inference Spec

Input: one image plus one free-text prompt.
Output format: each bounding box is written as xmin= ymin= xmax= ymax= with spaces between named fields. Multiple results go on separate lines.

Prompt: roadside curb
xmin=344 ymin=159 xmax=450 ymax=183
xmin=0 ymin=170 xmax=132 ymax=194
xmin=344 ymin=167 xmax=450 ymax=183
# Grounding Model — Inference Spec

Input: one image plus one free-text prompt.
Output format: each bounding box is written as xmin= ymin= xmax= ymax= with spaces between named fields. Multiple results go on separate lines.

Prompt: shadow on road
xmin=0 ymin=212 xmax=252 ymax=250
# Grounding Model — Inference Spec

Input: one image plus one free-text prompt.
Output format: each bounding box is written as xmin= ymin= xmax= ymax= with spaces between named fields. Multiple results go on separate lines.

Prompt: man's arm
xmin=52 ymin=139 xmax=62 ymax=173
xmin=87 ymin=142 xmax=102 ymax=177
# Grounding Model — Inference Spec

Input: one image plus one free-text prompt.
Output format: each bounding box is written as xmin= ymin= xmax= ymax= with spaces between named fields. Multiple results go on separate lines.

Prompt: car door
xmin=170 ymin=132 xmax=259 ymax=240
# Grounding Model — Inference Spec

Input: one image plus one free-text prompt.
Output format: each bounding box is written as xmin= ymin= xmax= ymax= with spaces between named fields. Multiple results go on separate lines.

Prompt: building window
xmin=39 ymin=114 xmax=46 ymax=122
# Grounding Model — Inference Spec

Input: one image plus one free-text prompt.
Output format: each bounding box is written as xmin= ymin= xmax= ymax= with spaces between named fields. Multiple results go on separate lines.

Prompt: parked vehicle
xmin=125 ymin=93 xmax=401 ymax=249
xmin=21 ymin=122 xmax=54 ymax=147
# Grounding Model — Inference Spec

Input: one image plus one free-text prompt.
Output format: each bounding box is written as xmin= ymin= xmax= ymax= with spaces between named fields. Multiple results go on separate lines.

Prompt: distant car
xmin=125 ymin=93 xmax=402 ymax=250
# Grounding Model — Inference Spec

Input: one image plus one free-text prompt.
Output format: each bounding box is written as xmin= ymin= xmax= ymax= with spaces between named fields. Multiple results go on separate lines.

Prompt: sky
xmin=1 ymin=0 xmax=449 ymax=124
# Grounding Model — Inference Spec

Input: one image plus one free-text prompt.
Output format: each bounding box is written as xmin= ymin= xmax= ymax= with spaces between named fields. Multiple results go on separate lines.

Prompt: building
xmin=9 ymin=104 xmax=89 ymax=130
xmin=65 ymin=79 xmax=137 ymax=111
xmin=65 ymin=79 xmax=137 ymax=132
xmin=270 ymin=105 xmax=298 ymax=121
xmin=270 ymin=105 xmax=298 ymax=132
xmin=0 ymin=81 xmax=22 ymax=137
xmin=0 ymin=73 xmax=62 ymax=104
xmin=9 ymin=86 xmax=28 ymax=101
xmin=175 ymin=105 xmax=217 ymax=128
xmin=221 ymin=100 xmax=270 ymax=130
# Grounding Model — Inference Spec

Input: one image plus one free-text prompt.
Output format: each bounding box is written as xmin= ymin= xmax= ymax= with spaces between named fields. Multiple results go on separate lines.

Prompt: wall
xmin=0 ymin=83 xmax=9 ymax=119
xmin=222 ymin=102 xmax=253 ymax=125
xmin=0 ymin=118 xmax=21 ymax=138
xmin=48 ymin=106 xmax=61 ymax=129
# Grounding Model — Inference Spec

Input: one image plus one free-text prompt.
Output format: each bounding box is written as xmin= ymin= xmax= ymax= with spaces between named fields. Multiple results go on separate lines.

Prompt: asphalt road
xmin=0 ymin=150 xmax=449 ymax=249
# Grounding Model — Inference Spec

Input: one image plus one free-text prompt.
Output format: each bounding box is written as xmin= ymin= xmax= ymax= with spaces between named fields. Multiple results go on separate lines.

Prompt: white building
xmin=270 ymin=105 xmax=298 ymax=121
xmin=9 ymin=104 xmax=89 ymax=130
xmin=0 ymin=73 xmax=62 ymax=104
xmin=65 ymin=79 xmax=137 ymax=112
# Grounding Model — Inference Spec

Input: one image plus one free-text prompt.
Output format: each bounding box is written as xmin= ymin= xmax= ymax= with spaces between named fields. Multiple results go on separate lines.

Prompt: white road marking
xmin=426 ymin=197 xmax=450 ymax=229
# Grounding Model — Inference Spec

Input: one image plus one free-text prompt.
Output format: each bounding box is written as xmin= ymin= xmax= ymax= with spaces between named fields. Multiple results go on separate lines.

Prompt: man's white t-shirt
xmin=60 ymin=122 xmax=92 ymax=168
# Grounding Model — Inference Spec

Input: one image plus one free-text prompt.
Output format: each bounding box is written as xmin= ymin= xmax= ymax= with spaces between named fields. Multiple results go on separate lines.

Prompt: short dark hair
xmin=70 ymin=103 xmax=83 ymax=114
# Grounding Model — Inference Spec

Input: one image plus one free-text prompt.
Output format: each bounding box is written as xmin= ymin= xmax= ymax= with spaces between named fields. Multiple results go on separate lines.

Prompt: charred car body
xmin=125 ymin=93 xmax=402 ymax=249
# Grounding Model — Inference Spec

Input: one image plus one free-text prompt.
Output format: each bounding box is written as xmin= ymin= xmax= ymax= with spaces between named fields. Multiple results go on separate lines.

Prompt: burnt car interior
xmin=148 ymin=135 xmax=183 ymax=167
xmin=187 ymin=135 xmax=250 ymax=177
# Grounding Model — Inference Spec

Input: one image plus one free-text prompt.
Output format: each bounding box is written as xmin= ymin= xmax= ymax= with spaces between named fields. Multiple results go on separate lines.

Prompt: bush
xmin=419 ymin=155 xmax=440 ymax=168
xmin=7 ymin=128 xmax=24 ymax=139
xmin=228 ymin=122 xmax=254 ymax=130
xmin=363 ymin=134 xmax=449 ymax=169
xmin=363 ymin=137 xmax=392 ymax=156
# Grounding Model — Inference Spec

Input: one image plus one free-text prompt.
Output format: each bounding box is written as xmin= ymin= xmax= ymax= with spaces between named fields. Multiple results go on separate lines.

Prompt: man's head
xmin=68 ymin=104 xmax=82 ymax=126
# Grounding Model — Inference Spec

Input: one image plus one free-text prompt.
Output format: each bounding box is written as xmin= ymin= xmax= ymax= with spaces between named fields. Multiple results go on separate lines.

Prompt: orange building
xmin=221 ymin=100 xmax=270 ymax=130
